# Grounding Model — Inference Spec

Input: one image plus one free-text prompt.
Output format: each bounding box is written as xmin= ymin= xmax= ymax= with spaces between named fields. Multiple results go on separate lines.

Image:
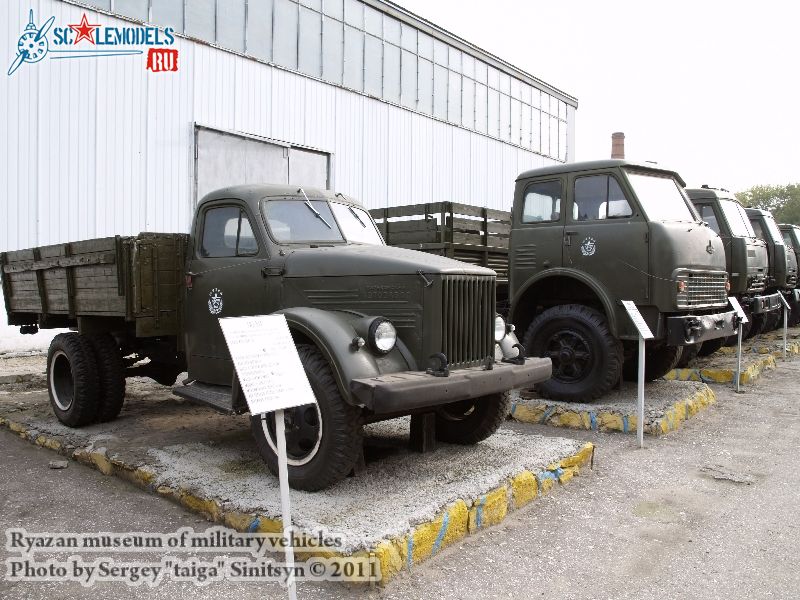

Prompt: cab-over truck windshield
xmin=624 ymin=169 xmax=697 ymax=223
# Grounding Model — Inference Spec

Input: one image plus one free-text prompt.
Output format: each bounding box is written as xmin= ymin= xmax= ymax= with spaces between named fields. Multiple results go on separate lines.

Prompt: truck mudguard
xmin=276 ymin=306 xmax=414 ymax=407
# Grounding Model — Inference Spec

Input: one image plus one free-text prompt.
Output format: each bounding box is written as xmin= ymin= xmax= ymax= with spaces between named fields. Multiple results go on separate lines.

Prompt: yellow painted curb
xmin=511 ymin=386 xmax=715 ymax=437
xmin=665 ymin=354 xmax=777 ymax=385
xmin=0 ymin=414 xmax=594 ymax=584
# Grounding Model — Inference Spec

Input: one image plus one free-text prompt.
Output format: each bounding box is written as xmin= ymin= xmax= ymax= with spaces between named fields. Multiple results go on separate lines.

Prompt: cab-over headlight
xmin=494 ymin=315 xmax=507 ymax=343
xmin=369 ymin=318 xmax=397 ymax=354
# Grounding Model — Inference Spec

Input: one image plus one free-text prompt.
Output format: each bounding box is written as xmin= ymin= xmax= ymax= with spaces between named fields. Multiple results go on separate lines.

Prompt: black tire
xmin=523 ymin=304 xmax=623 ymax=402
xmin=250 ymin=344 xmax=363 ymax=492
xmin=435 ymin=391 xmax=511 ymax=445
xmin=789 ymin=301 xmax=800 ymax=327
xmin=698 ymin=337 xmax=726 ymax=357
xmin=147 ymin=364 xmax=183 ymax=386
xmin=623 ymin=343 xmax=682 ymax=382
xmin=675 ymin=343 xmax=700 ymax=368
xmin=747 ymin=312 xmax=768 ymax=339
xmin=764 ymin=310 xmax=782 ymax=332
xmin=46 ymin=333 xmax=100 ymax=427
xmin=86 ymin=334 xmax=126 ymax=423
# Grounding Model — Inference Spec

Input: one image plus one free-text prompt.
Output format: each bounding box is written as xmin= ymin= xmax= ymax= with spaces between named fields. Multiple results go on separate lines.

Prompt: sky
xmin=394 ymin=0 xmax=799 ymax=193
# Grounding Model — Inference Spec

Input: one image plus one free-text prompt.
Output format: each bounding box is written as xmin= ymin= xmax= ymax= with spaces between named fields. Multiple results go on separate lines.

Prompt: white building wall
xmin=0 ymin=0 xmax=571 ymax=350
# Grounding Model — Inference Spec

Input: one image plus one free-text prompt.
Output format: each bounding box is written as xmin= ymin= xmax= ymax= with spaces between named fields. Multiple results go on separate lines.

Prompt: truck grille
xmin=747 ymin=273 xmax=766 ymax=294
xmin=676 ymin=270 xmax=728 ymax=309
xmin=441 ymin=275 xmax=496 ymax=368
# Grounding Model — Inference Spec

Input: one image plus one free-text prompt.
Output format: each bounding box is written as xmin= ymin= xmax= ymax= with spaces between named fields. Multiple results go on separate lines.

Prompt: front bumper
xmin=350 ymin=357 xmax=552 ymax=414
xmin=750 ymin=292 xmax=783 ymax=314
xmin=665 ymin=309 xmax=738 ymax=346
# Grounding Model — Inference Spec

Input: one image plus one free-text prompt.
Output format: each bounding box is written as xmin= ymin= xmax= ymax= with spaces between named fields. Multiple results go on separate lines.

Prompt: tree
xmin=736 ymin=184 xmax=800 ymax=224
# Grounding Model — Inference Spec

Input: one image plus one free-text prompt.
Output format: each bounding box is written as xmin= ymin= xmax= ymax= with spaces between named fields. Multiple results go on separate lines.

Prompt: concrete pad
xmin=510 ymin=380 xmax=715 ymax=436
xmin=0 ymin=366 xmax=593 ymax=584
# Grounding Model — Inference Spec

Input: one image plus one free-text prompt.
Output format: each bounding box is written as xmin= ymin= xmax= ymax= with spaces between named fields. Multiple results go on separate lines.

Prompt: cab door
xmin=184 ymin=201 xmax=268 ymax=386
xmin=510 ymin=178 xmax=565 ymax=298
xmin=563 ymin=172 xmax=649 ymax=304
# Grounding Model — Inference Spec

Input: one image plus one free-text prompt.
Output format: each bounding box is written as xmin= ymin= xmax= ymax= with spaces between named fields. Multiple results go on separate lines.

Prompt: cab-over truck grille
xmin=441 ymin=275 xmax=496 ymax=368
xmin=676 ymin=270 xmax=728 ymax=309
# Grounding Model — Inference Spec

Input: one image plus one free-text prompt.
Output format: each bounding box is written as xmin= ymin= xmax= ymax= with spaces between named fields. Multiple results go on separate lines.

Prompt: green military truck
xmin=686 ymin=186 xmax=780 ymax=347
xmin=745 ymin=208 xmax=798 ymax=333
xmin=778 ymin=223 xmax=800 ymax=326
xmin=373 ymin=160 xmax=738 ymax=402
xmin=507 ymin=160 xmax=737 ymax=401
xmin=1 ymin=185 xmax=552 ymax=491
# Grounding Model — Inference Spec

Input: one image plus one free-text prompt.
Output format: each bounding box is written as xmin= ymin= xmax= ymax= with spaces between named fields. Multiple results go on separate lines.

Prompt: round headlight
xmin=494 ymin=315 xmax=507 ymax=343
xmin=369 ymin=318 xmax=397 ymax=354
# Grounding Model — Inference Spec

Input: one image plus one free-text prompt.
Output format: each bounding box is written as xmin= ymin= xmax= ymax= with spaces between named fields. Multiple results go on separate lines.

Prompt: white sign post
xmin=778 ymin=293 xmax=791 ymax=359
xmin=728 ymin=297 xmax=748 ymax=393
xmin=621 ymin=301 xmax=654 ymax=449
xmin=219 ymin=315 xmax=317 ymax=600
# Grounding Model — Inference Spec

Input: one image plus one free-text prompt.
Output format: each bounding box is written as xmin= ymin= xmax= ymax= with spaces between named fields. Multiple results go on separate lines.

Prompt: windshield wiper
xmin=298 ymin=188 xmax=332 ymax=229
xmin=348 ymin=205 xmax=367 ymax=228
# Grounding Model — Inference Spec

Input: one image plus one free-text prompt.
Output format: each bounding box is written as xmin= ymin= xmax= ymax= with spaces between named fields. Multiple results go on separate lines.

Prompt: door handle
xmin=262 ymin=266 xmax=284 ymax=278
xmin=564 ymin=231 xmax=577 ymax=246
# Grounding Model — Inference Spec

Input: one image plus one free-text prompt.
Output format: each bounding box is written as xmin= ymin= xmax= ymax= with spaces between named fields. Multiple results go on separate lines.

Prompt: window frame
xmin=520 ymin=178 xmax=564 ymax=224
xmin=197 ymin=203 xmax=262 ymax=259
xmin=570 ymin=173 xmax=633 ymax=222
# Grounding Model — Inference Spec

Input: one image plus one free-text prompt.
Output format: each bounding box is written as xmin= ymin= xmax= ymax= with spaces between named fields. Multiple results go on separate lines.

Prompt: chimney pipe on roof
xmin=611 ymin=132 xmax=625 ymax=159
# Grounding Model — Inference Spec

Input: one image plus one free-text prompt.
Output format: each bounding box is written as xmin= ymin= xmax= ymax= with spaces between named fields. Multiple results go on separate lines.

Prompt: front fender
xmin=509 ymin=268 xmax=620 ymax=336
xmin=275 ymin=307 xmax=414 ymax=407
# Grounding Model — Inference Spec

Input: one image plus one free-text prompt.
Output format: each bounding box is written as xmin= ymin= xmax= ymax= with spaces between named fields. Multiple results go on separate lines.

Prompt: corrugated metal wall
xmin=1 ymin=0 xmax=566 ymax=348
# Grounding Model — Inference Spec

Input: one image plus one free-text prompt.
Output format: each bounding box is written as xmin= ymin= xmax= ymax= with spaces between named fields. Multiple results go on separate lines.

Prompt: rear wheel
xmin=747 ymin=312 xmax=768 ymax=339
xmin=250 ymin=344 xmax=363 ymax=492
xmin=523 ymin=304 xmax=623 ymax=402
xmin=46 ymin=333 xmax=100 ymax=427
xmin=698 ymin=337 xmax=726 ymax=357
xmin=435 ymin=391 xmax=511 ymax=444
xmin=623 ymin=343 xmax=681 ymax=382
xmin=86 ymin=334 xmax=126 ymax=422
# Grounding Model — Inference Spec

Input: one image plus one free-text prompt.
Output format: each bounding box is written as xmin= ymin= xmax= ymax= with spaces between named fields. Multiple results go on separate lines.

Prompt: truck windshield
xmin=764 ymin=215 xmax=785 ymax=244
xmin=624 ymin=170 xmax=696 ymax=222
xmin=719 ymin=199 xmax=757 ymax=237
xmin=263 ymin=200 xmax=345 ymax=243
xmin=330 ymin=202 xmax=384 ymax=245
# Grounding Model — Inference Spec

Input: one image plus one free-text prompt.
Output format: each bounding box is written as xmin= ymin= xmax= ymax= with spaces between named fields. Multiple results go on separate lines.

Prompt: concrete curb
xmin=665 ymin=355 xmax=777 ymax=385
xmin=510 ymin=385 xmax=716 ymax=436
xmin=0 ymin=373 xmax=35 ymax=385
xmin=0 ymin=415 xmax=594 ymax=585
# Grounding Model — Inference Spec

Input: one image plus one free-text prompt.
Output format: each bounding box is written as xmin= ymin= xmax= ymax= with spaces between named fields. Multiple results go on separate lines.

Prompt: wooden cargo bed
xmin=1 ymin=233 xmax=188 ymax=338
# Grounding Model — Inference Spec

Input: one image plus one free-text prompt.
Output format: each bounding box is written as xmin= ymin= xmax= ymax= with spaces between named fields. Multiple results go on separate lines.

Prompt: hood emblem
xmin=706 ymin=241 xmax=714 ymax=254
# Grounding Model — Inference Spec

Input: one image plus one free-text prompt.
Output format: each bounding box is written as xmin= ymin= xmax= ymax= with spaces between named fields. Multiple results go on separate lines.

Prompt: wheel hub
xmin=262 ymin=403 xmax=323 ymax=467
xmin=546 ymin=329 xmax=593 ymax=382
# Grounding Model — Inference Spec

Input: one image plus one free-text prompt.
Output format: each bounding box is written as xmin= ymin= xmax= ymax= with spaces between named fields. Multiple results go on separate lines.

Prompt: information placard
xmin=778 ymin=293 xmax=791 ymax=311
xmin=728 ymin=296 xmax=749 ymax=324
xmin=621 ymin=301 xmax=654 ymax=340
xmin=218 ymin=315 xmax=316 ymax=415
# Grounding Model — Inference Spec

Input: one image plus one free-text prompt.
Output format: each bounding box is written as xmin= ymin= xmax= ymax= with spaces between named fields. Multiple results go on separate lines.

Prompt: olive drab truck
xmin=1 ymin=185 xmax=552 ymax=491
xmin=686 ymin=186 xmax=781 ymax=351
xmin=778 ymin=223 xmax=800 ymax=326
xmin=507 ymin=160 xmax=737 ymax=402
xmin=745 ymin=208 xmax=798 ymax=334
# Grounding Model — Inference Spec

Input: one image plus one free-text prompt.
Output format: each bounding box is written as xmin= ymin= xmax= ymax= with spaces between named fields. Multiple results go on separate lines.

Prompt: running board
xmin=172 ymin=382 xmax=235 ymax=414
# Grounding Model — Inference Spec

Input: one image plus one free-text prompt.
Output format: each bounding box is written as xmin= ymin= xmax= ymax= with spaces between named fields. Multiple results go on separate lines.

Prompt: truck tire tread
xmin=46 ymin=333 xmax=100 ymax=427
xmin=86 ymin=334 xmax=126 ymax=423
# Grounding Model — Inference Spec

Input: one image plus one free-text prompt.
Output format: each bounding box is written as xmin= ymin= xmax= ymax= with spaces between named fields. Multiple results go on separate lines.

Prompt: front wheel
xmin=435 ymin=391 xmax=511 ymax=444
xmin=675 ymin=343 xmax=700 ymax=368
xmin=250 ymin=344 xmax=363 ymax=492
xmin=698 ymin=337 xmax=726 ymax=357
xmin=523 ymin=304 xmax=623 ymax=402
xmin=623 ymin=343 xmax=682 ymax=382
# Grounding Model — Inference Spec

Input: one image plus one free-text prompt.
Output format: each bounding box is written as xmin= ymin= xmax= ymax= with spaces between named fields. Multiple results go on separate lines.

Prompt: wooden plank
xmin=369 ymin=202 xmax=444 ymax=219
xmin=74 ymin=297 xmax=126 ymax=313
xmin=8 ymin=272 xmax=37 ymax=282
xmin=73 ymin=265 xmax=116 ymax=278
xmin=5 ymin=249 xmax=35 ymax=262
xmin=32 ymin=248 xmax=48 ymax=314
xmin=487 ymin=222 xmax=511 ymax=235
xmin=384 ymin=231 xmax=439 ymax=245
xmin=70 ymin=237 xmax=119 ymax=255
xmin=2 ymin=251 xmax=117 ymax=273
xmin=386 ymin=219 xmax=438 ymax=234
xmin=73 ymin=275 xmax=122 ymax=288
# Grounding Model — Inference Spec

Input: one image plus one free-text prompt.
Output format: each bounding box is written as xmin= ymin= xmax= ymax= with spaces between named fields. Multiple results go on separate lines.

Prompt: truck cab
xmin=687 ymin=186 xmax=780 ymax=341
xmin=778 ymin=223 xmax=800 ymax=325
xmin=508 ymin=160 xmax=737 ymax=401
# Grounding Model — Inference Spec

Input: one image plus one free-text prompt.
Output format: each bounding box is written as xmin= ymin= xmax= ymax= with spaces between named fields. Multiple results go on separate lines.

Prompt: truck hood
xmin=649 ymin=221 xmax=727 ymax=275
xmin=283 ymin=244 xmax=496 ymax=277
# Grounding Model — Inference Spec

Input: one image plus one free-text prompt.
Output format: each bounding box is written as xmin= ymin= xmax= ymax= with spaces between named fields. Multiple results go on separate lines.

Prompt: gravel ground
xmin=3 ymin=350 xmax=800 ymax=598
xmin=515 ymin=379 xmax=709 ymax=418
xmin=0 ymin=365 xmax=584 ymax=554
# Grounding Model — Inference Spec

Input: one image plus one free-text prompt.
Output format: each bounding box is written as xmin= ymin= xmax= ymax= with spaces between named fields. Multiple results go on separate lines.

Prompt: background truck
xmin=778 ymin=223 xmax=800 ymax=326
xmin=746 ymin=208 xmax=797 ymax=334
xmin=1 ymin=185 xmax=551 ymax=491
xmin=373 ymin=160 xmax=738 ymax=402
xmin=686 ymin=186 xmax=780 ymax=349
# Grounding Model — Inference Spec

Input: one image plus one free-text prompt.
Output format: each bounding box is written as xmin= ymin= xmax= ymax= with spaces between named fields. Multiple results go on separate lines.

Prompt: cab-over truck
xmin=1 ymin=185 xmax=552 ymax=491
xmin=375 ymin=160 xmax=739 ymax=402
